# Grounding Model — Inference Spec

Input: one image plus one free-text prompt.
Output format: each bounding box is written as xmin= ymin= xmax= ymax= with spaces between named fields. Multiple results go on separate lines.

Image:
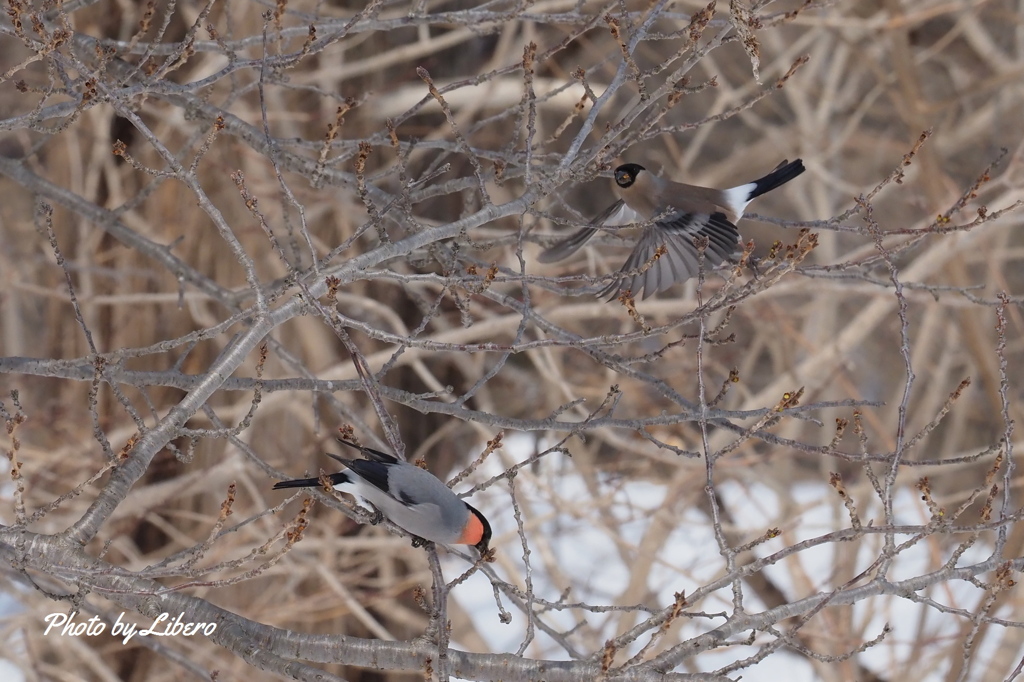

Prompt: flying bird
xmin=539 ymin=159 xmax=805 ymax=299
xmin=273 ymin=438 xmax=491 ymax=555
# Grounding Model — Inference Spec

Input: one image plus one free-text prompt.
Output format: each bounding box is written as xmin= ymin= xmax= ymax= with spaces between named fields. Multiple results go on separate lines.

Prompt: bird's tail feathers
xmin=722 ymin=159 xmax=804 ymax=217
xmin=746 ymin=159 xmax=805 ymax=201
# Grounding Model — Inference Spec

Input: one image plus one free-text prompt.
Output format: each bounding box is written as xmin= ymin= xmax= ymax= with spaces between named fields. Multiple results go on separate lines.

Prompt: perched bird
xmin=539 ymin=159 xmax=805 ymax=299
xmin=273 ymin=438 xmax=491 ymax=555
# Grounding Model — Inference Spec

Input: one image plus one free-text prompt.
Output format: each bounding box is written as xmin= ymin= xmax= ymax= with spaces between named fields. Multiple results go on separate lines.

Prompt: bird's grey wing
xmin=380 ymin=465 xmax=469 ymax=542
xmin=352 ymin=479 xmax=456 ymax=543
xmin=676 ymin=211 xmax=741 ymax=263
xmin=538 ymin=200 xmax=637 ymax=263
xmin=600 ymin=211 xmax=740 ymax=300
xmin=337 ymin=458 xmax=467 ymax=544
xmin=598 ymin=227 xmax=689 ymax=300
xmin=383 ymin=463 xmax=459 ymax=508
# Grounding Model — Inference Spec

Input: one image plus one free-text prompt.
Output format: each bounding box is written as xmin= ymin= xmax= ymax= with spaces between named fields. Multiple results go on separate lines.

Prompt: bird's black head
xmin=466 ymin=503 xmax=493 ymax=557
xmin=614 ymin=163 xmax=646 ymax=188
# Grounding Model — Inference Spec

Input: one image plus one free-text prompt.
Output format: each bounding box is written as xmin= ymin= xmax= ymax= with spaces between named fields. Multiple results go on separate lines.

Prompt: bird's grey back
xmin=385 ymin=463 xmax=468 ymax=528
xmin=624 ymin=173 xmax=739 ymax=223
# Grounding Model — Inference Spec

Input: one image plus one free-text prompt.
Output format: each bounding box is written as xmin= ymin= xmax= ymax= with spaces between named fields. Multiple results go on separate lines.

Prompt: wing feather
xmin=600 ymin=211 xmax=740 ymax=299
xmin=538 ymin=200 xmax=640 ymax=263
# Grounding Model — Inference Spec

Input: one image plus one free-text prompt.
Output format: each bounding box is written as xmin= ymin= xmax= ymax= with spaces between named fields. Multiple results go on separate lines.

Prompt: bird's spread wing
xmin=538 ymin=200 xmax=639 ymax=263
xmin=600 ymin=211 xmax=739 ymax=300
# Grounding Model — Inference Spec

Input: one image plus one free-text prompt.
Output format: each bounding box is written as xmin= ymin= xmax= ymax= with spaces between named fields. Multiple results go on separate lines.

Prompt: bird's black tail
xmin=747 ymin=159 xmax=805 ymax=200
xmin=273 ymin=471 xmax=350 ymax=490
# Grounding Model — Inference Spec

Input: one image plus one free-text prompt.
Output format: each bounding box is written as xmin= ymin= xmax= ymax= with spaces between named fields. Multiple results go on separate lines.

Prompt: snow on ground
xmin=446 ymin=433 xmax=1012 ymax=680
